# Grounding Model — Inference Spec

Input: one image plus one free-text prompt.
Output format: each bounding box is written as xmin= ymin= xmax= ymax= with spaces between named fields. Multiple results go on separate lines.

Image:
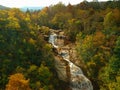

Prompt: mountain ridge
xmin=20 ymin=6 xmax=43 ymax=11
xmin=0 ymin=5 xmax=10 ymax=10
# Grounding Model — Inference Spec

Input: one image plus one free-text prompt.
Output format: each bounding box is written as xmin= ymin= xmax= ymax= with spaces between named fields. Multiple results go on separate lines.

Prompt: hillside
xmin=0 ymin=1 xmax=120 ymax=90
xmin=0 ymin=5 xmax=9 ymax=10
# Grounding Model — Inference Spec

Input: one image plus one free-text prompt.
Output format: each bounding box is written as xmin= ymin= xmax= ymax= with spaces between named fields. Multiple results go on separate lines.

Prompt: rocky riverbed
xmin=49 ymin=30 xmax=93 ymax=90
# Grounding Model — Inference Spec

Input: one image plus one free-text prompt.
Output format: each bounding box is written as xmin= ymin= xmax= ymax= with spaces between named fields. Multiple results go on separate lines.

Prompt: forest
xmin=0 ymin=1 xmax=120 ymax=90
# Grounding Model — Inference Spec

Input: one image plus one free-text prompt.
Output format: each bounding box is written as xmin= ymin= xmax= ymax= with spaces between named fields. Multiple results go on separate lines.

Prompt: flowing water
xmin=49 ymin=33 xmax=93 ymax=90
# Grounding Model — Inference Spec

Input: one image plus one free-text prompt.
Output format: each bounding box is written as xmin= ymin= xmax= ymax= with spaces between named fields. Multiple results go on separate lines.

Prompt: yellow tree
xmin=6 ymin=73 xmax=31 ymax=90
xmin=6 ymin=16 xmax=20 ymax=30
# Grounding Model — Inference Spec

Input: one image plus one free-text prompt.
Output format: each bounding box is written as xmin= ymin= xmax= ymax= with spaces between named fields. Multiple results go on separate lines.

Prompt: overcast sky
xmin=0 ymin=0 xmax=107 ymax=8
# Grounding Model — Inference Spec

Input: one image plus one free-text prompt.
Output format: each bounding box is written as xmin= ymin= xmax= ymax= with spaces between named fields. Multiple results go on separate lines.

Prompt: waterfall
xmin=49 ymin=33 xmax=58 ymax=48
xmin=49 ymin=33 xmax=93 ymax=90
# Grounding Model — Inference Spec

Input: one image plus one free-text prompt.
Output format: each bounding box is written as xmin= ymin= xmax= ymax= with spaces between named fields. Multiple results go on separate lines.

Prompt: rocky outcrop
xmin=54 ymin=55 xmax=70 ymax=82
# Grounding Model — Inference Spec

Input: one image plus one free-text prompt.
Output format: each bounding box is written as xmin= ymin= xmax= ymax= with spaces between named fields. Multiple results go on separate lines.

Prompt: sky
xmin=0 ymin=0 xmax=95 ymax=8
xmin=0 ymin=0 xmax=85 ymax=7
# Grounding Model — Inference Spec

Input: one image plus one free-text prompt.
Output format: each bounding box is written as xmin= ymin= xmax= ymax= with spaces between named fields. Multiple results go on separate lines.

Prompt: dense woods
xmin=0 ymin=1 xmax=120 ymax=90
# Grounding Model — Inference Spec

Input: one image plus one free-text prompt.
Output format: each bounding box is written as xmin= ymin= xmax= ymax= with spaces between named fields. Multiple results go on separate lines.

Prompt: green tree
xmin=66 ymin=19 xmax=84 ymax=42
xmin=109 ymin=36 xmax=120 ymax=77
xmin=76 ymin=33 xmax=95 ymax=62
xmin=51 ymin=12 xmax=72 ymax=29
xmin=26 ymin=64 xmax=53 ymax=90
xmin=99 ymin=36 xmax=120 ymax=90
xmin=38 ymin=7 xmax=49 ymax=26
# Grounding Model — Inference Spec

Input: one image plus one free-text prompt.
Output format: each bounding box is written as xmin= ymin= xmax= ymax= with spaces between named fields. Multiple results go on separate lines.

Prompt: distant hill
xmin=0 ymin=5 xmax=10 ymax=10
xmin=20 ymin=7 xmax=43 ymax=11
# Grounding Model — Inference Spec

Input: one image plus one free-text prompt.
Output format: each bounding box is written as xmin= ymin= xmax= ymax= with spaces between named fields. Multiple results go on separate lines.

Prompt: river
xmin=49 ymin=32 xmax=93 ymax=90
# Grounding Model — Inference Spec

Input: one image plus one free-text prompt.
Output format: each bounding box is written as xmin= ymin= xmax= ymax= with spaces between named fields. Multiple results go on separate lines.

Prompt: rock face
xmin=49 ymin=31 xmax=93 ymax=90
xmin=54 ymin=56 xmax=70 ymax=82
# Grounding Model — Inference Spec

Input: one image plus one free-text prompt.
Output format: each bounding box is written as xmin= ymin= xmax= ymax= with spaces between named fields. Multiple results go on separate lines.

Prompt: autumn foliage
xmin=0 ymin=1 xmax=120 ymax=90
xmin=6 ymin=73 xmax=31 ymax=90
